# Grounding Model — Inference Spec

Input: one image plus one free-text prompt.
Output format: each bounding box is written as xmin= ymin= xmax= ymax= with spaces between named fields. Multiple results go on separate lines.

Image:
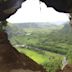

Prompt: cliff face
xmin=0 ymin=31 xmax=46 ymax=72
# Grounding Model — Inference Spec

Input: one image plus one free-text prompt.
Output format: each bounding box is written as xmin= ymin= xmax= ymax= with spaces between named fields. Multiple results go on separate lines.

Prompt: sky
xmin=7 ymin=0 xmax=70 ymax=24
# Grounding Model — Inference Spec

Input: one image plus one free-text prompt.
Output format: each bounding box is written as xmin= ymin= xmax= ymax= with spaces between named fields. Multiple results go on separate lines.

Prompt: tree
xmin=66 ymin=49 xmax=72 ymax=64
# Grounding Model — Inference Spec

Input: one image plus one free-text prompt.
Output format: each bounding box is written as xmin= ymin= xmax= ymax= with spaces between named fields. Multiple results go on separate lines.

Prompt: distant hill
xmin=10 ymin=22 xmax=62 ymax=29
xmin=48 ymin=23 xmax=72 ymax=44
xmin=7 ymin=22 xmax=70 ymax=40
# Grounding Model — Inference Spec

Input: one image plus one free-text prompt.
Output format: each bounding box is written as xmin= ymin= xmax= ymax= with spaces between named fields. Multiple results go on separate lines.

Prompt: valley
xmin=7 ymin=22 xmax=72 ymax=72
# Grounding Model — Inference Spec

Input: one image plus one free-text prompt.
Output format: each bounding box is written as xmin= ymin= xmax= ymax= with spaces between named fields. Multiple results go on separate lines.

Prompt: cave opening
xmin=0 ymin=0 xmax=72 ymax=72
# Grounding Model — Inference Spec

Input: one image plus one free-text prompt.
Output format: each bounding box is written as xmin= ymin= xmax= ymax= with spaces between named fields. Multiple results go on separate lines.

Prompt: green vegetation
xmin=17 ymin=48 xmax=63 ymax=64
xmin=66 ymin=49 xmax=72 ymax=64
xmin=9 ymin=23 xmax=72 ymax=72
xmin=0 ymin=20 xmax=8 ymax=31
xmin=17 ymin=48 xmax=63 ymax=72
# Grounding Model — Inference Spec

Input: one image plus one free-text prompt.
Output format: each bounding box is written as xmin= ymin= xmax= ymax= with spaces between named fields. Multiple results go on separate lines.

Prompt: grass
xmin=17 ymin=48 xmax=63 ymax=64
xmin=17 ymin=48 xmax=48 ymax=64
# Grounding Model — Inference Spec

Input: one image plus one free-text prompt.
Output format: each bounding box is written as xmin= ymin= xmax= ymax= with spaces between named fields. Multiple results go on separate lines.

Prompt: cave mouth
xmin=0 ymin=0 xmax=72 ymax=72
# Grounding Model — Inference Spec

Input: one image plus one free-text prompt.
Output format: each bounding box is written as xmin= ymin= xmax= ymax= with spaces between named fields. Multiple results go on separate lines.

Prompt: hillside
xmin=48 ymin=23 xmax=72 ymax=45
xmin=6 ymin=22 xmax=63 ymax=37
xmin=9 ymin=22 xmax=62 ymax=29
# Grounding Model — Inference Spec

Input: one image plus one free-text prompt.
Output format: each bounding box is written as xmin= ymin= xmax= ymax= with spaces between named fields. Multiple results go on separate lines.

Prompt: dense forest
xmin=7 ymin=22 xmax=72 ymax=72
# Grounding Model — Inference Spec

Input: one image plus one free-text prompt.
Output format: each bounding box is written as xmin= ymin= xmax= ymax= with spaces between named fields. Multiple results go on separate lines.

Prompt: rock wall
xmin=0 ymin=31 xmax=47 ymax=72
xmin=0 ymin=0 xmax=25 ymax=21
xmin=40 ymin=0 xmax=72 ymax=13
xmin=57 ymin=64 xmax=72 ymax=72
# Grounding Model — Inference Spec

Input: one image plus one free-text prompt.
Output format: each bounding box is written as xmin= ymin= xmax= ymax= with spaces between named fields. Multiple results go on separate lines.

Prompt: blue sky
xmin=7 ymin=0 xmax=70 ymax=24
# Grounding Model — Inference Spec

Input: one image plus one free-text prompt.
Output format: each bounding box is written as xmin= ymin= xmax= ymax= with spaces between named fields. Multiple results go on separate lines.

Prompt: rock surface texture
xmin=57 ymin=64 xmax=72 ymax=72
xmin=0 ymin=32 xmax=46 ymax=72
xmin=62 ymin=64 xmax=72 ymax=72
xmin=40 ymin=0 xmax=72 ymax=13
xmin=0 ymin=0 xmax=25 ymax=21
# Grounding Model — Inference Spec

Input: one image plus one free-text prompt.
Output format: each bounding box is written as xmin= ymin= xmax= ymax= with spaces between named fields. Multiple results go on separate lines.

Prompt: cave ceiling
xmin=0 ymin=0 xmax=72 ymax=21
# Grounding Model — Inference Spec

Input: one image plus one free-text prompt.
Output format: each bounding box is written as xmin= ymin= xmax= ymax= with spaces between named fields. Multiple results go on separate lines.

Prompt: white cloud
xmin=7 ymin=0 xmax=69 ymax=24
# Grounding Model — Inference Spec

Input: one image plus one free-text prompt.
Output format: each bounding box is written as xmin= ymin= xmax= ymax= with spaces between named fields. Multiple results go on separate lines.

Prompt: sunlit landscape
xmin=6 ymin=22 xmax=72 ymax=72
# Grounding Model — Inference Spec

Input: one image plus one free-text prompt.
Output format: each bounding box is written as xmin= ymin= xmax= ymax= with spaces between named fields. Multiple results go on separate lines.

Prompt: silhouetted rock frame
xmin=0 ymin=0 xmax=72 ymax=72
